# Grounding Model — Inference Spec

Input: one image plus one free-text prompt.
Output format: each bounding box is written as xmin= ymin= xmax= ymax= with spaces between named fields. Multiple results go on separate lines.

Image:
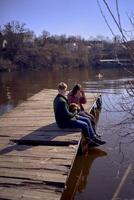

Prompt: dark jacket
xmin=53 ymin=94 xmax=76 ymax=128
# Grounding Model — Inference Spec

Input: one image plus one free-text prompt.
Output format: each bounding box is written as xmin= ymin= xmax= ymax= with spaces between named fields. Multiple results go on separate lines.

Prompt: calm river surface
xmin=0 ymin=67 xmax=134 ymax=200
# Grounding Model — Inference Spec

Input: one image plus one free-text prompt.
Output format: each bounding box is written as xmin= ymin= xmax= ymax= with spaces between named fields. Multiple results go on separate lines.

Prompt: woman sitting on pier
xmin=53 ymin=82 xmax=106 ymax=146
xmin=67 ymin=84 xmax=99 ymax=136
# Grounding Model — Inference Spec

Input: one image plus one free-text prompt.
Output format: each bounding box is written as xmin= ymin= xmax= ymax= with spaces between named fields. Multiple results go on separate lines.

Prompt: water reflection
xmin=61 ymin=148 xmax=107 ymax=200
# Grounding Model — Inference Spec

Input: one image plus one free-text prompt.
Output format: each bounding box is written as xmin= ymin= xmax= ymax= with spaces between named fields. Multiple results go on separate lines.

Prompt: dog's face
xmin=69 ymin=103 xmax=79 ymax=113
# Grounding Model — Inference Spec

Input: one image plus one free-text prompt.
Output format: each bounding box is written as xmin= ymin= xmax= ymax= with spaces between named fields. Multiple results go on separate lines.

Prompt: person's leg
xmin=64 ymin=119 xmax=93 ymax=139
xmin=76 ymin=116 xmax=106 ymax=144
xmin=75 ymin=115 xmax=95 ymax=138
xmin=78 ymin=112 xmax=102 ymax=138
xmin=78 ymin=111 xmax=96 ymax=132
xmin=61 ymin=118 xmax=106 ymax=145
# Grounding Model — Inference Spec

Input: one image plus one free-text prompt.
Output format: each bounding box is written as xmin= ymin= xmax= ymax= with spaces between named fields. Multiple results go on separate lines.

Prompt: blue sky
xmin=0 ymin=0 xmax=133 ymax=39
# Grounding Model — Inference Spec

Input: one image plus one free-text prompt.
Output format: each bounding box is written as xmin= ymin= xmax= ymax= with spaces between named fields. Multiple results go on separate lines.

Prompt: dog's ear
xmin=72 ymin=103 xmax=78 ymax=108
xmin=69 ymin=103 xmax=78 ymax=113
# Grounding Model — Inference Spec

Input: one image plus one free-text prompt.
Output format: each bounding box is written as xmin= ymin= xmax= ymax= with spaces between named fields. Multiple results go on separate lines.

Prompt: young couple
xmin=53 ymin=82 xmax=106 ymax=146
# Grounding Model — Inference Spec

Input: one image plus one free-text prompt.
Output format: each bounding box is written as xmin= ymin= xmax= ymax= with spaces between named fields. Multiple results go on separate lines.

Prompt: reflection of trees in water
xmin=61 ymin=148 xmax=107 ymax=200
xmin=96 ymin=92 xmax=134 ymax=175
xmin=102 ymin=91 xmax=134 ymax=146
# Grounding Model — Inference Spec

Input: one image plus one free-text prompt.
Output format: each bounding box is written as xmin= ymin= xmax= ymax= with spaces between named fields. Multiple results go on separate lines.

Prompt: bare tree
xmin=97 ymin=0 xmax=134 ymax=145
xmin=97 ymin=0 xmax=134 ymax=61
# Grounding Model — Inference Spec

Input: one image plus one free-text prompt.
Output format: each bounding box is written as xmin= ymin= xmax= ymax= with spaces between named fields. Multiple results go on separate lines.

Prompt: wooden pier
xmin=0 ymin=89 xmax=100 ymax=200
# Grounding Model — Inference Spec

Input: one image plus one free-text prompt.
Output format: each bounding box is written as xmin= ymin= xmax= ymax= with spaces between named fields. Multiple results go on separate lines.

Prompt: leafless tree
xmin=97 ymin=0 xmax=134 ymax=146
xmin=97 ymin=0 xmax=134 ymax=60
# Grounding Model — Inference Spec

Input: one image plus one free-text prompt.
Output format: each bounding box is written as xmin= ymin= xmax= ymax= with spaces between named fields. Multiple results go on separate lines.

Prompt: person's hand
xmin=75 ymin=90 xmax=82 ymax=98
xmin=80 ymin=89 xmax=85 ymax=96
xmin=75 ymin=114 xmax=80 ymax=118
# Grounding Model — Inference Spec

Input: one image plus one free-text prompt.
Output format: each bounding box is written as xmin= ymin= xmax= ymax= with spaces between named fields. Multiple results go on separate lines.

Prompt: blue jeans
xmin=61 ymin=115 xmax=95 ymax=139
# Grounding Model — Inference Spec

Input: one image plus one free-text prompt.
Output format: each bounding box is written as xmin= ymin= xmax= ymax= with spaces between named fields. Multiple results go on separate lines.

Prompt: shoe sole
xmin=88 ymin=139 xmax=100 ymax=147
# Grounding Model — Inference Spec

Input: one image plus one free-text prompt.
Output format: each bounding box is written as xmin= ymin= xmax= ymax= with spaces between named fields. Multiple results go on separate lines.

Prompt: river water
xmin=0 ymin=67 xmax=134 ymax=199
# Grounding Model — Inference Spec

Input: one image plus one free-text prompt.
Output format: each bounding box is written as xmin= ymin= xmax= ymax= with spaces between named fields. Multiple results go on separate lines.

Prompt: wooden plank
xmin=0 ymin=168 xmax=67 ymax=183
xmin=0 ymin=156 xmax=72 ymax=166
xmin=0 ymin=145 xmax=75 ymax=158
xmin=9 ymin=132 xmax=80 ymax=144
xmin=0 ymin=178 xmax=64 ymax=199
xmin=0 ymin=187 xmax=61 ymax=200
xmin=0 ymin=161 xmax=69 ymax=172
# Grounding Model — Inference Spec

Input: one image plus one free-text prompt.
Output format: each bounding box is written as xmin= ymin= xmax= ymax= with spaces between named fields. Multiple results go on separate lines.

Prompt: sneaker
xmin=85 ymin=137 xmax=100 ymax=147
xmin=89 ymin=140 xmax=100 ymax=147
xmin=93 ymin=137 xmax=106 ymax=145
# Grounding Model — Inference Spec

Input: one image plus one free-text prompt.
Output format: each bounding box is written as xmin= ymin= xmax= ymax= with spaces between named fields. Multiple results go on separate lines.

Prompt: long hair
xmin=71 ymin=84 xmax=81 ymax=96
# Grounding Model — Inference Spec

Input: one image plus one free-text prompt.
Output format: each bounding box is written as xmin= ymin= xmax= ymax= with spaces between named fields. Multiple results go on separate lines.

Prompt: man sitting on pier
xmin=53 ymin=82 xmax=106 ymax=146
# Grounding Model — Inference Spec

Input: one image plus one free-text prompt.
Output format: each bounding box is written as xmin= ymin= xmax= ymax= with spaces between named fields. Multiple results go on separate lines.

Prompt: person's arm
xmin=79 ymin=90 xmax=87 ymax=104
xmin=60 ymin=101 xmax=77 ymax=119
xmin=67 ymin=93 xmax=78 ymax=104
